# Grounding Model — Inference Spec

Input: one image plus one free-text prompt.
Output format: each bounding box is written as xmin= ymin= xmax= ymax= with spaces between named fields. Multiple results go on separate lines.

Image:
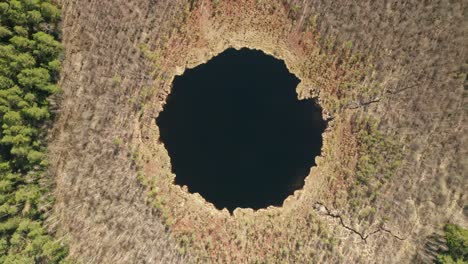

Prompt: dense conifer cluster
xmin=0 ymin=1 xmax=68 ymax=262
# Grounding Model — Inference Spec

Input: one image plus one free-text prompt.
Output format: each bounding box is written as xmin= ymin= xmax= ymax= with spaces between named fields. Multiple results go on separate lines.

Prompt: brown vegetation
xmin=49 ymin=0 xmax=466 ymax=263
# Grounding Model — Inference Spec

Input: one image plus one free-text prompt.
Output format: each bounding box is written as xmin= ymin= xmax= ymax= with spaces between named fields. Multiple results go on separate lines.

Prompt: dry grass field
xmin=47 ymin=0 xmax=466 ymax=263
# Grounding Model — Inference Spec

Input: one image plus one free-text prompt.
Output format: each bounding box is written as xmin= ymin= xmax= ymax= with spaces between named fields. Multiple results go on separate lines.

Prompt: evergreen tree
xmin=0 ymin=1 xmax=67 ymax=262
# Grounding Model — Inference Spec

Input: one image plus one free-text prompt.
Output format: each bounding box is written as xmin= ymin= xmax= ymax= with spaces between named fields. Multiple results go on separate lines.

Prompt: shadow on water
xmin=157 ymin=48 xmax=326 ymax=212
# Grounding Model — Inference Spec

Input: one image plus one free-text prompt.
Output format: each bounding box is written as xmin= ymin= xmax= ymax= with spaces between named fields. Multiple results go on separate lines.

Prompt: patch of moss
xmin=349 ymin=116 xmax=403 ymax=218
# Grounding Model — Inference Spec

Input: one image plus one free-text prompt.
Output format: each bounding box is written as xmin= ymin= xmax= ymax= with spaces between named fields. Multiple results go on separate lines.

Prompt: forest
xmin=0 ymin=0 xmax=67 ymax=262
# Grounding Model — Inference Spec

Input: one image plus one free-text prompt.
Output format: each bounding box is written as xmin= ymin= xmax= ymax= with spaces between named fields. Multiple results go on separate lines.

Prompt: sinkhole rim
xmin=155 ymin=47 xmax=327 ymax=213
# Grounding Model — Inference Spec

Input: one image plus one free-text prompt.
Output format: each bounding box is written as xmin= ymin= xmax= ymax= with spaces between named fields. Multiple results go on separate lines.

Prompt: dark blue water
xmin=157 ymin=48 xmax=325 ymax=211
